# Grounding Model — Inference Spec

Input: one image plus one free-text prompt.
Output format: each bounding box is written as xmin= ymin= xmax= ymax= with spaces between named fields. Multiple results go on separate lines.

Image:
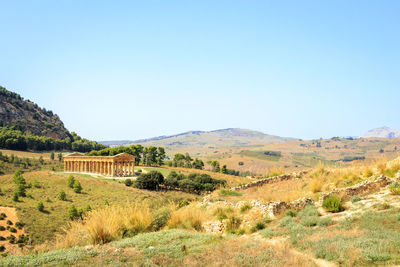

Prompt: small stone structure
xmin=318 ymin=175 xmax=393 ymax=205
xmin=64 ymin=152 xmax=135 ymax=177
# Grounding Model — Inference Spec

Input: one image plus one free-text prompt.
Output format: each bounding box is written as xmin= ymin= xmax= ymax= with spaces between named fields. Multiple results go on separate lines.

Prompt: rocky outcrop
xmin=318 ymin=175 xmax=393 ymax=205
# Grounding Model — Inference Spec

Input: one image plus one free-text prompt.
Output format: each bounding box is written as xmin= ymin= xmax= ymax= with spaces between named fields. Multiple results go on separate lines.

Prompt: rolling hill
xmin=100 ymin=128 xmax=295 ymax=148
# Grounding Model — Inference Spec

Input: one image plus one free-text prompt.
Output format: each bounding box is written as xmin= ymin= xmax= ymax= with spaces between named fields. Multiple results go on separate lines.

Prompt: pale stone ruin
xmin=64 ymin=152 xmax=135 ymax=177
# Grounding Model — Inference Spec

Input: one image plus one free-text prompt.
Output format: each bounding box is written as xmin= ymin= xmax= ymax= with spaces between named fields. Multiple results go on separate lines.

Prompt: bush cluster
xmin=322 ymin=195 xmax=344 ymax=212
xmin=164 ymin=171 xmax=226 ymax=192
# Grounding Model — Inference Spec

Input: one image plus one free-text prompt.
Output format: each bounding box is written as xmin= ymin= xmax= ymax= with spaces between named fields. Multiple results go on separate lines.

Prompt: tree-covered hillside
xmin=0 ymin=86 xmax=105 ymax=152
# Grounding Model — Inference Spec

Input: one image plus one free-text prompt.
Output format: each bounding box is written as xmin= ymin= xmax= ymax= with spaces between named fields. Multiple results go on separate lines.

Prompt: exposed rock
xmin=203 ymin=221 xmax=224 ymax=234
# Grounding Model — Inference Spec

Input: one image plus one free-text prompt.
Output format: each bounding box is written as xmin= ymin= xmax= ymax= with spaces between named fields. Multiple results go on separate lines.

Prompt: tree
xmin=50 ymin=152 xmax=55 ymax=160
xmin=16 ymin=184 xmax=26 ymax=197
xmin=12 ymin=192 xmax=19 ymax=202
xmin=37 ymin=201 xmax=44 ymax=212
xmin=157 ymin=147 xmax=166 ymax=166
xmin=192 ymin=158 xmax=204 ymax=170
xmin=221 ymin=165 xmax=227 ymax=174
xmin=68 ymin=205 xmax=79 ymax=220
xmin=73 ymin=180 xmax=82 ymax=193
xmin=58 ymin=190 xmax=66 ymax=201
xmin=58 ymin=153 xmax=63 ymax=162
xmin=67 ymin=175 xmax=75 ymax=188
xmin=134 ymin=171 xmax=164 ymax=190
xmin=39 ymin=156 xmax=44 ymax=165
xmin=13 ymin=171 xmax=26 ymax=185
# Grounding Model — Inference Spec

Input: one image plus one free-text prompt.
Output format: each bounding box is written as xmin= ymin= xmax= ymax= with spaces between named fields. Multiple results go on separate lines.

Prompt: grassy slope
xmin=0 ymin=171 xmax=198 ymax=244
xmin=0 ymin=229 xmax=316 ymax=267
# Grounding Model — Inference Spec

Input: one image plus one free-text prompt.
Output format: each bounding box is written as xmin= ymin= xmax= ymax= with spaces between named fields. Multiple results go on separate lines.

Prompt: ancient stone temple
xmin=64 ymin=152 xmax=135 ymax=177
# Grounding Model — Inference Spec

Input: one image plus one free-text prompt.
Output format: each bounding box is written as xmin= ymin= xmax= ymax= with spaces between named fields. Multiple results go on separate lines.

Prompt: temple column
xmin=107 ymin=162 xmax=110 ymax=176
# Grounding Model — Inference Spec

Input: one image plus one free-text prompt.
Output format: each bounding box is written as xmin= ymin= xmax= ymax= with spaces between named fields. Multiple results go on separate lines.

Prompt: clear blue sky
xmin=1 ymin=1 xmax=399 ymax=141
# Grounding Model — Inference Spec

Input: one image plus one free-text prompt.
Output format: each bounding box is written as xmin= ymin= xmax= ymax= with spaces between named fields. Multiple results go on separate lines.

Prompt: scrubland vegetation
xmin=0 ymin=149 xmax=400 ymax=266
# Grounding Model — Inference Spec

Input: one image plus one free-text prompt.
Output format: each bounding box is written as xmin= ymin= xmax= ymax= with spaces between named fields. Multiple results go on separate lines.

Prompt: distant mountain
xmin=100 ymin=128 xmax=295 ymax=147
xmin=363 ymin=127 xmax=400 ymax=138
xmin=0 ymin=86 xmax=69 ymax=139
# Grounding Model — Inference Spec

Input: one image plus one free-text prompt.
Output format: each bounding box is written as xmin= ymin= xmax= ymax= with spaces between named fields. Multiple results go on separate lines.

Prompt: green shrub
xmin=301 ymin=216 xmax=319 ymax=227
xmin=37 ymin=201 xmax=44 ymax=212
xmin=151 ymin=207 xmax=171 ymax=231
xmin=12 ymin=192 xmax=19 ymax=202
xmin=250 ymin=221 xmax=266 ymax=232
xmin=214 ymin=207 xmax=228 ymax=222
xmin=6 ymin=220 xmax=13 ymax=226
xmin=318 ymin=216 xmax=333 ymax=227
xmin=16 ymin=184 xmax=26 ymax=197
xmin=240 ymin=203 xmax=252 ymax=213
xmin=322 ymin=196 xmax=344 ymax=213
xmin=124 ymin=179 xmax=133 ymax=187
xmin=0 ymin=213 xmax=6 ymax=220
xmin=58 ymin=190 xmax=66 ymax=201
xmin=8 ymin=235 xmax=15 ymax=244
xmin=0 ymin=245 xmax=4 ymax=252
xmin=389 ymin=182 xmax=400 ymax=195
xmin=279 ymin=216 xmax=295 ymax=227
xmin=45 ymin=197 xmax=51 ymax=202
xmin=0 ymin=236 xmax=5 ymax=241
xmin=9 ymin=227 xmax=17 ymax=233
xmin=73 ymin=180 xmax=82 ymax=193
xmin=351 ymin=196 xmax=361 ymax=203
xmin=68 ymin=205 xmax=79 ymax=220
xmin=0 ymin=226 xmax=5 ymax=231
xmin=67 ymin=175 xmax=75 ymax=188
xmin=285 ymin=209 xmax=297 ymax=217
xmin=298 ymin=205 xmax=320 ymax=218
xmin=15 ymin=222 xmax=24 ymax=229
xmin=226 ymin=214 xmax=242 ymax=233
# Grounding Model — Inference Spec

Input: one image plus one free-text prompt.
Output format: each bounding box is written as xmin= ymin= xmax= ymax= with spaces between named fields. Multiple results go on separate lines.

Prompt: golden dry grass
xmin=167 ymin=204 xmax=208 ymax=231
xmin=56 ymin=201 xmax=154 ymax=248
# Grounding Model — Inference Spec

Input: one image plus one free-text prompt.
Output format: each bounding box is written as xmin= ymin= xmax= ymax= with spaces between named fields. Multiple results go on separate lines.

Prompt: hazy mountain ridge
xmin=100 ymin=128 xmax=295 ymax=147
xmin=363 ymin=126 xmax=400 ymax=138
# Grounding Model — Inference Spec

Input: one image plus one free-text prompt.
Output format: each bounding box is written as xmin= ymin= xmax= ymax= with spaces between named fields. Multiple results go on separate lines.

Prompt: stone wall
xmin=231 ymin=170 xmax=308 ymax=191
xmin=251 ymin=197 xmax=314 ymax=217
xmin=318 ymin=175 xmax=393 ymax=205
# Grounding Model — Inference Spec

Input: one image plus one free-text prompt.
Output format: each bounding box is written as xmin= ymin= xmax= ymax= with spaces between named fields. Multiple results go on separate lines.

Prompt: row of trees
xmin=166 ymin=153 xmax=256 ymax=177
xmin=133 ymin=170 xmax=226 ymax=193
xmin=88 ymin=145 xmax=166 ymax=166
xmin=167 ymin=153 xmax=205 ymax=169
xmin=0 ymin=127 xmax=106 ymax=152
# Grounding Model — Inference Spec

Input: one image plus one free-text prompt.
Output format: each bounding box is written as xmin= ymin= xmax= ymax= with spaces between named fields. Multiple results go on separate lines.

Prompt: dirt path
xmin=0 ymin=206 xmax=27 ymax=255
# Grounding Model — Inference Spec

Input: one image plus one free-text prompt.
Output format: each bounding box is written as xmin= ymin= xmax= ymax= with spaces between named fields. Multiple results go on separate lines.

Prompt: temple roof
xmin=64 ymin=152 xmax=135 ymax=159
